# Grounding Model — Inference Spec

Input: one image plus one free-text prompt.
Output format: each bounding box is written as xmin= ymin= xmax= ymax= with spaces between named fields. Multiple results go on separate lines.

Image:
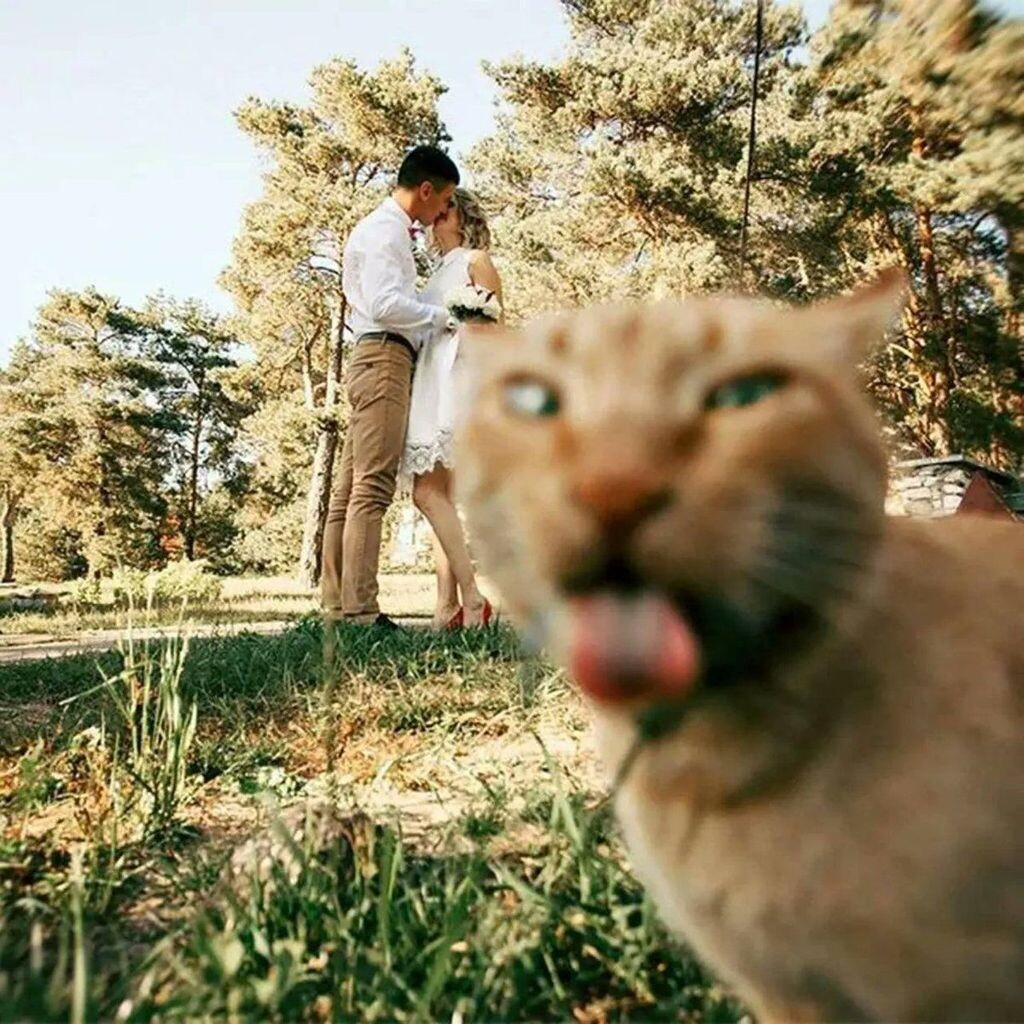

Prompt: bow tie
xmin=408 ymin=225 xmax=420 ymax=239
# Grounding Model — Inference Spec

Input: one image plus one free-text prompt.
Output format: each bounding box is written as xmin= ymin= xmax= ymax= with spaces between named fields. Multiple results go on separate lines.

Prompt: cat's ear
xmin=813 ymin=266 xmax=907 ymax=364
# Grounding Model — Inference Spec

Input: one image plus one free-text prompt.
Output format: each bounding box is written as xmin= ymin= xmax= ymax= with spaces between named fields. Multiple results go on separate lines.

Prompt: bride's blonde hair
xmin=450 ymin=188 xmax=492 ymax=251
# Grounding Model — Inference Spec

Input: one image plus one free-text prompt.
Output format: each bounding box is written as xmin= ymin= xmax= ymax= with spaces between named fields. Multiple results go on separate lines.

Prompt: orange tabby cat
xmin=455 ymin=271 xmax=1024 ymax=1022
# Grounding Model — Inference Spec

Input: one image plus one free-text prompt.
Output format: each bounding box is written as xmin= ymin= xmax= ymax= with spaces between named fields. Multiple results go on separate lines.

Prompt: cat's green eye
xmin=705 ymin=373 xmax=786 ymax=411
xmin=503 ymin=377 xmax=562 ymax=418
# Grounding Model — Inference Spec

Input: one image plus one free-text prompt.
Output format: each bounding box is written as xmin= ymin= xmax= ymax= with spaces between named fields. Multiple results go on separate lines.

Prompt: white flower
xmin=445 ymin=284 xmax=502 ymax=323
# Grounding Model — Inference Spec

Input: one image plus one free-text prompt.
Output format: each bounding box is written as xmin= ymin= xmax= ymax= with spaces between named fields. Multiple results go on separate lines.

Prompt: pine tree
xmin=469 ymin=0 xmax=808 ymax=317
xmin=133 ymin=296 xmax=249 ymax=560
xmin=803 ymin=0 xmax=1023 ymax=464
xmin=1 ymin=289 xmax=175 ymax=577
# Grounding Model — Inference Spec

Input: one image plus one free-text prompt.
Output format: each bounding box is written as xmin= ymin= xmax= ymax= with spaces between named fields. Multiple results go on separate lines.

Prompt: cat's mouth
xmin=560 ymin=562 xmax=814 ymax=717
xmin=556 ymin=478 xmax=876 ymax=716
xmin=567 ymin=591 xmax=701 ymax=706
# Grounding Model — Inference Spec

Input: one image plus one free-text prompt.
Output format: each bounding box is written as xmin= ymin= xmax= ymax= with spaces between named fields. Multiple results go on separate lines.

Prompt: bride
xmin=402 ymin=188 xmax=502 ymax=629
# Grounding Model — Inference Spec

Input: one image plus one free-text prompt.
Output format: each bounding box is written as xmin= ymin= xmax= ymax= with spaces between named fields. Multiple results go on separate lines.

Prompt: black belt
xmin=357 ymin=331 xmax=416 ymax=360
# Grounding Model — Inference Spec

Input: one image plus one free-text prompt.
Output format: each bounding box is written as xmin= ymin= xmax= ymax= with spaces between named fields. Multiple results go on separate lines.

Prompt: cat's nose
xmin=571 ymin=468 xmax=672 ymax=534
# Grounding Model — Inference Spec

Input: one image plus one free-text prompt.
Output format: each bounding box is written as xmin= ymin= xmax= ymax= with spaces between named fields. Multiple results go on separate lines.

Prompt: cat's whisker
xmin=771 ymin=503 xmax=883 ymax=535
xmin=696 ymin=509 xmax=883 ymax=555
xmin=771 ymin=515 xmax=881 ymax=541
xmin=705 ymin=497 xmax=874 ymax=521
xmin=756 ymin=522 xmax=868 ymax=562
xmin=745 ymin=565 xmax=852 ymax=617
xmin=760 ymin=540 xmax=898 ymax=604
xmin=756 ymin=537 xmax=872 ymax=579
xmin=746 ymin=554 xmax=868 ymax=613
xmin=696 ymin=497 xmax=888 ymax=540
xmin=758 ymin=536 xmax=873 ymax=576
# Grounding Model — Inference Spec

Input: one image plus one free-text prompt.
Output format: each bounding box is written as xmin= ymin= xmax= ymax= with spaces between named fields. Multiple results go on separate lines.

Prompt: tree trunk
xmin=994 ymin=213 xmax=1024 ymax=470
xmin=1005 ymin=217 xmax=1023 ymax=345
xmin=0 ymin=489 xmax=16 ymax=583
xmin=873 ymin=211 xmax=938 ymax=457
xmin=185 ymin=385 xmax=205 ymax=561
xmin=302 ymin=339 xmax=316 ymax=411
xmin=910 ymin=129 xmax=953 ymax=455
xmin=87 ymin=422 xmax=111 ymax=577
xmin=914 ymin=204 xmax=945 ymax=325
xmin=916 ymin=217 xmax=952 ymax=455
xmin=298 ymin=292 xmax=346 ymax=587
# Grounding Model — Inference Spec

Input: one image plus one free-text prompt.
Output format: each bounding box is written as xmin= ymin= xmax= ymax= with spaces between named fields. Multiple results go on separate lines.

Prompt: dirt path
xmin=0 ymin=620 xmax=296 ymax=664
xmin=0 ymin=617 xmax=432 ymax=665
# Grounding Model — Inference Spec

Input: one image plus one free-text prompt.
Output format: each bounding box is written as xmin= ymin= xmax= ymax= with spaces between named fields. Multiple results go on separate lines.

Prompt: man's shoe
xmin=371 ymin=613 xmax=402 ymax=631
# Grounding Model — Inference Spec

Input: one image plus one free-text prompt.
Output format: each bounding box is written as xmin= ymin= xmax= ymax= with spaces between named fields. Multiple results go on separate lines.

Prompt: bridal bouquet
xmin=445 ymin=284 xmax=502 ymax=325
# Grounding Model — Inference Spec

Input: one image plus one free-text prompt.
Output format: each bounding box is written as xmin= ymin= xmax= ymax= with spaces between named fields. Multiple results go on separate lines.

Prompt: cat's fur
xmin=454 ymin=272 xmax=1024 ymax=1022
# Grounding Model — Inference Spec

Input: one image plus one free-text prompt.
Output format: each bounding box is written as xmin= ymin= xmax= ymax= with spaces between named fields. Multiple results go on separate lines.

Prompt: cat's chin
xmin=565 ymin=591 xmax=701 ymax=706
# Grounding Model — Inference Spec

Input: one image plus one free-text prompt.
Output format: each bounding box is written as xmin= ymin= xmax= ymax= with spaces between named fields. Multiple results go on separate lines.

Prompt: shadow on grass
xmin=0 ymin=617 xmax=525 ymax=745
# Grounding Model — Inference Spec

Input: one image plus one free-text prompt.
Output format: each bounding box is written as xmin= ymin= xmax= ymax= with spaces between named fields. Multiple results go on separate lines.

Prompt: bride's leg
xmin=429 ymin=525 xmax=459 ymax=629
xmin=413 ymin=466 xmax=487 ymax=625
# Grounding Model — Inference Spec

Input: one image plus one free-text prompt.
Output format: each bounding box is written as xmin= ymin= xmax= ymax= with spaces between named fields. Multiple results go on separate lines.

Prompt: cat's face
xmin=456 ymin=273 xmax=902 ymax=734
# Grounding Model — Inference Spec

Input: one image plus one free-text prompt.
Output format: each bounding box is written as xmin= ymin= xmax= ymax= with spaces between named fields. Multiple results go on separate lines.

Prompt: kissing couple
xmin=320 ymin=145 xmax=503 ymax=631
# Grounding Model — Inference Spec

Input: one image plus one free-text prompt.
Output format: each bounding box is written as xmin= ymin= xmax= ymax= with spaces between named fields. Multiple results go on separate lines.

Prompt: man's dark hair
xmin=397 ymin=145 xmax=460 ymax=189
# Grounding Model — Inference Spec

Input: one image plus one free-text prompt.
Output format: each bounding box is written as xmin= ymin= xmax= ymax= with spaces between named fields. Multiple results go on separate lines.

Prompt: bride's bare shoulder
xmin=467 ymin=249 xmax=501 ymax=289
xmin=467 ymin=248 xmax=496 ymax=268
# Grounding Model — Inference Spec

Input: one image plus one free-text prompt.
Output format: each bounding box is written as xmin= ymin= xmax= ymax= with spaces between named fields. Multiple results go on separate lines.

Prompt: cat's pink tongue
xmin=567 ymin=593 xmax=700 ymax=704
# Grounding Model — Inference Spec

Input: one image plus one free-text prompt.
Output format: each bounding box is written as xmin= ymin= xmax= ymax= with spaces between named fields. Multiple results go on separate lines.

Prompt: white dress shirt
xmin=342 ymin=197 xmax=448 ymax=352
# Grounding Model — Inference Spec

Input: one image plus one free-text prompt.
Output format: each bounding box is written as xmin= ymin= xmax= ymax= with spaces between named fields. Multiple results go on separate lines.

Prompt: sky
xmin=0 ymin=0 xmax=1019 ymax=366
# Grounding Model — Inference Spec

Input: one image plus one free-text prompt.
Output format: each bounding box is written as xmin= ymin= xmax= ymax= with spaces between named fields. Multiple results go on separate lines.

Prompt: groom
xmin=321 ymin=145 xmax=459 ymax=628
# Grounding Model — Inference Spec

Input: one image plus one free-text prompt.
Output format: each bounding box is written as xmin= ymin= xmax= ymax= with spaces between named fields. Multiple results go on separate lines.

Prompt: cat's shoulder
xmin=890 ymin=512 xmax=1024 ymax=583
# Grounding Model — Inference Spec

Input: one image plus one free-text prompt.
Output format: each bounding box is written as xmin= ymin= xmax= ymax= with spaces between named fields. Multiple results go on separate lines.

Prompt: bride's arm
xmin=467 ymin=250 xmax=505 ymax=322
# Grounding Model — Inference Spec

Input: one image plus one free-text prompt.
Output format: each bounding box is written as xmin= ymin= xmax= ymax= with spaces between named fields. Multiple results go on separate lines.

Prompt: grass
xmin=0 ymin=614 xmax=745 ymax=1022
xmin=0 ymin=573 xmax=437 ymax=637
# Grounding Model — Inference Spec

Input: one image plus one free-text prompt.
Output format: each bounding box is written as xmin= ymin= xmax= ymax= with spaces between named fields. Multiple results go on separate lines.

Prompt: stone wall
xmin=886 ymin=456 xmax=1019 ymax=518
xmin=887 ymin=462 xmax=973 ymax=517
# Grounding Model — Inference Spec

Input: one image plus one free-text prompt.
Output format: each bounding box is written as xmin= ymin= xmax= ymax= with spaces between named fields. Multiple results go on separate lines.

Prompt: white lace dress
xmin=401 ymin=246 xmax=472 ymax=480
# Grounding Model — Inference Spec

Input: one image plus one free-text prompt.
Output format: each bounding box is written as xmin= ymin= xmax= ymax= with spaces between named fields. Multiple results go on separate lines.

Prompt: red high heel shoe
xmin=444 ymin=607 xmax=464 ymax=631
xmin=469 ymin=599 xmax=493 ymax=629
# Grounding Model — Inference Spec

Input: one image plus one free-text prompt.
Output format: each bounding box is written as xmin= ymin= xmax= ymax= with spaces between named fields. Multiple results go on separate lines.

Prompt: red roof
xmin=955 ymin=473 xmax=1017 ymax=521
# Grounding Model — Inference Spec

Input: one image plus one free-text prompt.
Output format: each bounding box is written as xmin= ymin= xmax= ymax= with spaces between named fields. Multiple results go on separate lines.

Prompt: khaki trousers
xmin=321 ymin=339 xmax=414 ymax=622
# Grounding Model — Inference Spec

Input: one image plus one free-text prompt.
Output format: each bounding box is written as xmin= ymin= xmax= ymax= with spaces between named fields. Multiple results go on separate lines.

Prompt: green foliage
xmin=0 ymin=617 xmax=748 ymax=1022
xmin=99 ymin=632 xmax=199 ymax=837
xmin=63 ymin=576 xmax=104 ymax=609
xmin=469 ymin=0 xmax=809 ymax=315
xmin=61 ymin=561 xmax=224 ymax=612
xmin=1 ymin=289 xmax=172 ymax=577
xmin=150 ymin=560 xmax=223 ymax=606
xmin=469 ymin=0 xmax=1022 ymax=471
xmin=233 ymin=495 xmax=307 ymax=575
xmin=133 ymin=295 xmax=251 ymax=561
xmin=801 ymin=0 xmax=1024 ymax=464
xmin=230 ymin=396 xmax=314 ymax=575
xmin=130 ymin=559 xmax=222 ymax=608
xmin=191 ymin=485 xmax=245 ymax=575
xmin=1 ymin=290 xmax=248 ymax=581
xmin=11 ymin=512 xmax=88 ymax=582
